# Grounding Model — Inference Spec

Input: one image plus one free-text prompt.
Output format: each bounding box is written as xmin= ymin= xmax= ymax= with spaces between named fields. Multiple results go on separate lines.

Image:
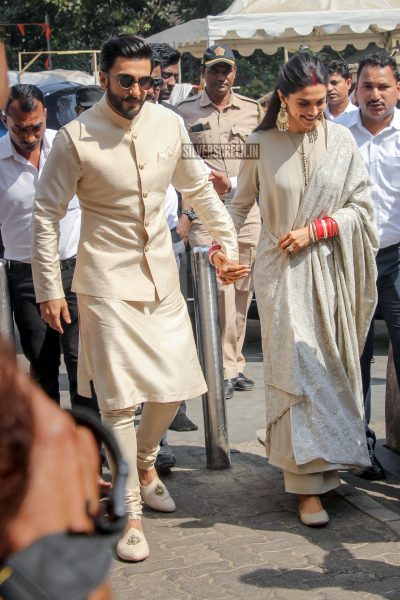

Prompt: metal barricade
xmin=190 ymin=247 xmax=230 ymax=470
xmin=0 ymin=259 xmax=14 ymax=342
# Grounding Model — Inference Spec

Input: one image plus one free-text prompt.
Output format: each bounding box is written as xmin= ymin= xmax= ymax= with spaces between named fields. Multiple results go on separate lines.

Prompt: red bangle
xmin=314 ymin=219 xmax=324 ymax=240
xmin=208 ymin=243 xmax=222 ymax=258
xmin=311 ymin=217 xmax=339 ymax=242
xmin=323 ymin=216 xmax=339 ymax=238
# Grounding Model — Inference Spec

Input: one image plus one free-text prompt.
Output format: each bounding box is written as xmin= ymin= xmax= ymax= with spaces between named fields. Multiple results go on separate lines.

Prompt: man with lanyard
xmin=177 ymin=44 xmax=263 ymax=400
xmin=338 ymin=51 xmax=400 ymax=480
xmin=0 ymin=84 xmax=81 ymax=405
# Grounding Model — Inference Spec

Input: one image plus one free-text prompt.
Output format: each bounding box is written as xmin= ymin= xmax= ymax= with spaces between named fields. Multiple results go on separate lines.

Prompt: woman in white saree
xmin=215 ymin=53 xmax=379 ymax=526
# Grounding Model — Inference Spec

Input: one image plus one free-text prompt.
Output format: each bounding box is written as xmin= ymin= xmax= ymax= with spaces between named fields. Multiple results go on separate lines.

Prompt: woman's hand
xmin=279 ymin=226 xmax=312 ymax=254
xmin=211 ymin=251 xmax=251 ymax=284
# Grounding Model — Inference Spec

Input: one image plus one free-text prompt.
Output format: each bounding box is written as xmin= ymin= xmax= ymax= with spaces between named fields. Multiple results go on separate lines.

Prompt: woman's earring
xmin=276 ymin=101 xmax=289 ymax=132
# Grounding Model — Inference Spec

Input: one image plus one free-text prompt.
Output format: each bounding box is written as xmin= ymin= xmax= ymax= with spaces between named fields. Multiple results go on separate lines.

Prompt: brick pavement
xmin=110 ymin=441 xmax=400 ymax=600
xmin=15 ymin=320 xmax=400 ymax=598
xmin=109 ymin=320 xmax=400 ymax=599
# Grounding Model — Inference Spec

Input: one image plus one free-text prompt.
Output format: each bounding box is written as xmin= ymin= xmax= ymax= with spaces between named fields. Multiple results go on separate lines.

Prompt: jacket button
xmin=143 ymin=191 xmax=148 ymax=198
xmin=139 ymin=163 xmax=144 ymax=170
xmin=144 ymin=219 xmax=150 ymax=227
xmin=132 ymin=132 xmax=137 ymax=139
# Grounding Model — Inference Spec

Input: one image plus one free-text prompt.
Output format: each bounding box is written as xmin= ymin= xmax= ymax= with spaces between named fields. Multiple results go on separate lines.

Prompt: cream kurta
xmin=31 ymin=96 xmax=239 ymax=407
xmin=229 ymin=121 xmax=379 ymax=470
xmin=32 ymin=96 xmax=238 ymax=303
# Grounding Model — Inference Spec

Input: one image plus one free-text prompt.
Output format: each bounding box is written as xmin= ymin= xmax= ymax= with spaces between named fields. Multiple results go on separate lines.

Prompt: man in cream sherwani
xmin=31 ymin=34 xmax=246 ymax=563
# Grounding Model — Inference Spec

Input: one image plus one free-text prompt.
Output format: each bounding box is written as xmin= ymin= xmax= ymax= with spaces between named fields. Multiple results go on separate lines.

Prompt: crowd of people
xmin=0 ymin=29 xmax=399 ymax=597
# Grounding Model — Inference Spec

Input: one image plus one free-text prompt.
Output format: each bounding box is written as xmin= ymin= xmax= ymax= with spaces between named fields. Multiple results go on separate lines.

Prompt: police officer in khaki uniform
xmin=177 ymin=44 xmax=262 ymax=399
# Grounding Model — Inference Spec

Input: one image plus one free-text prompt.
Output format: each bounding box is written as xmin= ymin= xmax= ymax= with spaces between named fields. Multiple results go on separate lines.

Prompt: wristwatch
xmin=181 ymin=208 xmax=197 ymax=221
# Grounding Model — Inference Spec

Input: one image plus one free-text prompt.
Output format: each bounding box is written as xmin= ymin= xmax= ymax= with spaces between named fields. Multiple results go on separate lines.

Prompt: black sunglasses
xmin=106 ymin=73 xmax=155 ymax=91
xmin=152 ymin=78 xmax=163 ymax=88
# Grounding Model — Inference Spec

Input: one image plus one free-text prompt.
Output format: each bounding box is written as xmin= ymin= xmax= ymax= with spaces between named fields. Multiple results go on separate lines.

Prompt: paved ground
xmin=17 ymin=318 xmax=400 ymax=598
xmin=108 ymin=320 xmax=400 ymax=600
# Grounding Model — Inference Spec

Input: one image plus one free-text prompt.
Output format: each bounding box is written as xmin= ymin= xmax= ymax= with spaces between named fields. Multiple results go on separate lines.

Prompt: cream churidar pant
xmin=102 ymin=403 xmax=179 ymax=517
xmin=77 ymin=288 xmax=207 ymax=516
xmin=267 ymin=410 xmax=342 ymax=494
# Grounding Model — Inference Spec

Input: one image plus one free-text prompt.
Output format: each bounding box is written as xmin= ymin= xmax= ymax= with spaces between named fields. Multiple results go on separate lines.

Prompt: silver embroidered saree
xmin=229 ymin=121 xmax=378 ymax=467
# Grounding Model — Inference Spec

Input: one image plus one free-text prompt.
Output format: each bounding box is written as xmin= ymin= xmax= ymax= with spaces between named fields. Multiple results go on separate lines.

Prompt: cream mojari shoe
xmin=117 ymin=527 xmax=149 ymax=562
xmin=140 ymin=476 xmax=176 ymax=512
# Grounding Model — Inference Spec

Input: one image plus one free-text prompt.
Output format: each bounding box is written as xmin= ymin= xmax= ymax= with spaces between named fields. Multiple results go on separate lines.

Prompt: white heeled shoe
xmin=140 ymin=476 xmax=176 ymax=512
xmin=117 ymin=527 xmax=150 ymax=562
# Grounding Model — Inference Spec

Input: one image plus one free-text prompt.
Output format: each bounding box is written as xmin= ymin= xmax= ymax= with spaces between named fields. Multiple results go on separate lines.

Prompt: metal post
xmin=0 ymin=259 xmax=14 ymax=343
xmin=191 ymin=246 xmax=230 ymax=469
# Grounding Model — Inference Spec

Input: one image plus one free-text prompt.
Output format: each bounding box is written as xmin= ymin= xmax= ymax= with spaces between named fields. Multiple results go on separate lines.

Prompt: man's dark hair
xmin=149 ymin=44 xmax=161 ymax=69
xmin=257 ymin=52 xmax=328 ymax=132
xmin=5 ymin=84 xmax=45 ymax=114
xmin=357 ymin=51 xmax=399 ymax=81
xmin=149 ymin=43 xmax=180 ymax=68
xmin=100 ymin=33 xmax=153 ymax=72
xmin=327 ymin=59 xmax=351 ymax=80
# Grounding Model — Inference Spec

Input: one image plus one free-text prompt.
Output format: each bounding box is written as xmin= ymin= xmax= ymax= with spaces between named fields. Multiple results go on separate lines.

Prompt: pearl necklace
xmin=290 ymin=128 xmax=318 ymax=188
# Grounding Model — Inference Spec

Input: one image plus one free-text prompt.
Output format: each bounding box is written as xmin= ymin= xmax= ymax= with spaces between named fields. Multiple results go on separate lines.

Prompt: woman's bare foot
xmin=299 ymin=495 xmax=323 ymax=514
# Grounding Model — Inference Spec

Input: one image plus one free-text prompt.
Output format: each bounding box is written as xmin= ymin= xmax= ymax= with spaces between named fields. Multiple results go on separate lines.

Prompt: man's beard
xmin=106 ymin=81 xmax=145 ymax=119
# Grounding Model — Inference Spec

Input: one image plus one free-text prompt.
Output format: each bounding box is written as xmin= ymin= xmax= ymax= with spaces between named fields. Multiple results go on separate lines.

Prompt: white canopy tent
xmin=147 ymin=0 xmax=400 ymax=57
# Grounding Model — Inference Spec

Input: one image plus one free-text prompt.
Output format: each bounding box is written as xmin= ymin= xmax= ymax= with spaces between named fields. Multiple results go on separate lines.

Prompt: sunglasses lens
xmin=152 ymin=78 xmax=163 ymax=88
xmin=119 ymin=74 xmax=134 ymax=89
xmin=138 ymin=76 xmax=154 ymax=90
xmin=113 ymin=74 xmax=154 ymax=90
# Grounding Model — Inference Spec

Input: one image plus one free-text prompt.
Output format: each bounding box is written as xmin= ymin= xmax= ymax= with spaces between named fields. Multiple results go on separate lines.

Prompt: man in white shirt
xmin=325 ymin=59 xmax=358 ymax=121
xmin=0 ymin=84 xmax=81 ymax=404
xmin=338 ymin=52 xmax=400 ymax=480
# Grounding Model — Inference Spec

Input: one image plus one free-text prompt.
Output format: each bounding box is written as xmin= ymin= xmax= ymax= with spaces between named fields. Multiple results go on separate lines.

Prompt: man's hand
xmin=209 ymin=171 xmax=232 ymax=196
xmin=40 ymin=298 xmax=71 ymax=334
xmin=279 ymin=226 xmax=312 ymax=254
xmin=176 ymin=214 xmax=192 ymax=243
xmin=211 ymin=251 xmax=251 ymax=284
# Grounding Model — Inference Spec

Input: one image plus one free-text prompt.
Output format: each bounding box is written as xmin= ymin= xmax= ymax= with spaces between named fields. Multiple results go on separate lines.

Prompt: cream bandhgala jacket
xmin=32 ymin=97 xmax=238 ymax=303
